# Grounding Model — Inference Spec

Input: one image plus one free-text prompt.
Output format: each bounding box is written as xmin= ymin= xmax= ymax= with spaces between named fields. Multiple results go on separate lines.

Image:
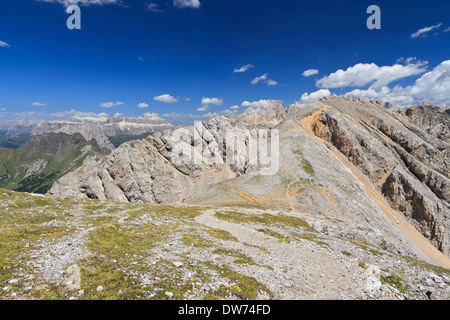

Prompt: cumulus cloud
xmin=137 ymin=102 xmax=149 ymax=108
xmin=154 ymin=94 xmax=179 ymax=103
xmin=0 ymin=41 xmax=10 ymax=48
xmin=230 ymin=105 xmax=240 ymax=110
xmin=37 ymin=0 xmax=120 ymax=7
xmin=411 ymin=23 xmax=442 ymax=38
xmin=251 ymin=74 xmax=278 ymax=86
xmin=173 ymin=0 xmax=200 ymax=9
xmin=241 ymin=99 xmax=276 ymax=109
xmin=316 ymin=59 xmax=428 ymax=90
xmin=298 ymin=89 xmax=331 ymax=104
xmin=348 ymin=60 xmax=450 ymax=106
xmin=251 ymin=74 xmax=268 ymax=85
xmin=201 ymin=97 xmax=223 ymax=106
xmin=32 ymin=102 xmax=47 ymax=107
xmin=145 ymin=2 xmax=163 ymax=12
xmin=100 ymin=101 xmax=124 ymax=108
xmin=302 ymin=69 xmax=319 ymax=77
xmin=197 ymin=106 xmax=209 ymax=112
xmin=234 ymin=64 xmax=254 ymax=73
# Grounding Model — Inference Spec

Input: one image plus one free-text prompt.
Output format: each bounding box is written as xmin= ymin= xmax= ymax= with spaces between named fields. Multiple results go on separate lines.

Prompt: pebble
xmin=173 ymin=262 xmax=183 ymax=268
xmin=97 ymin=286 xmax=104 ymax=292
xmin=165 ymin=292 xmax=173 ymax=298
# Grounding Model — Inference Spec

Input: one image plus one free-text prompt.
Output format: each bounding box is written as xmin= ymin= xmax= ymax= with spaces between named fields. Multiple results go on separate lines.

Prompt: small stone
xmin=421 ymin=278 xmax=434 ymax=287
xmin=2 ymin=286 xmax=10 ymax=292
xmin=8 ymin=279 xmax=18 ymax=285
xmin=405 ymin=282 xmax=420 ymax=292
xmin=165 ymin=292 xmax=173 ymax=298
xmin=173 ymin=262 xmax=183 ymax=268
xmin=96 ymin=286 xmax=104 ymax=292
xmin=429 ymin=293 xmax=439 ymax=300
xmin=389 ymin=286 xmax=400 ymax=294
xmin=78 ymin=290 xmax=84 ymax=295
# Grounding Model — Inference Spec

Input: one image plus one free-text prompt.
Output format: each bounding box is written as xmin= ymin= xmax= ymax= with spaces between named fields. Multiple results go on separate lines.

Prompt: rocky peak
xmin=239 ymin=100 xmax=286 ymax=125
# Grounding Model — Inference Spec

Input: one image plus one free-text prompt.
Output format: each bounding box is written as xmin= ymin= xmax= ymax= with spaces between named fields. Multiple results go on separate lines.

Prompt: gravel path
xmin=195 ymin=209 xmax=369 ymax=300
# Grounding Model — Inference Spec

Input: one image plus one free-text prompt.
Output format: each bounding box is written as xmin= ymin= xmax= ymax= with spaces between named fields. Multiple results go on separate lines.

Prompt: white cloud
xmin=251 ymin=74 xmax=268 ymax=85
xmin=32 ymin=102 xmax=47 ymax=107
xmin=298 ymin=89 xmax=331 ymax=104
xmin=316 ymin=59 xmax=428 ymax=90
xmin=100 ymin=101 xmax=124 ymax=108
xmin=230 ymin=105 xmax=240 ymax=110
xmin=138 ymin=57 xmax=145 ymax=61
xmin=162 ymin=112 xmax=217 ymax=120
xmin=146 ymin=2 xmax=163 ymax=12
xmin=234 ymin=64 xmax=254 ymax=73
xmin=137 ymin=102 xmax=149 ymax=109
xmin=241 ymin=99 xmax=275 ymax=109
xmin=173 ymin=0 xmax=200 ymax=9
xmin=37 ymin=0 xmax=120 ymax=7
xmin=0 ymin=41 xmax=10 ymax=48
xmin=251 ymin=73 xmax=278 ymax=86
xmin=411 ymin=23 xmax=442 ymax=38
xmin=0 ymin=108 xmax=6 ymax=111
xmin=50 ymin=109 xmax=109 ymax=119
xmin=347 ymin=60 xmax=450 ymax=106
xmin=154 ymin=94 xmax=179 ymax=103
xmin=302 ymin=69 xmax=319 ymax=77
xmin=444 ymin=27 xmax=450 ymax=33
xmin=201 ymin=97 xmax=223 ymax=106
xmin=197 ymin=106 xmax=209 ymax=112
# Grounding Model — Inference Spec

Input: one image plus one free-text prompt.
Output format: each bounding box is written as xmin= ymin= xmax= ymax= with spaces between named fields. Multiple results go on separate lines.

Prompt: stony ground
xmin=0 ymin=189 xmax=449 ymax=300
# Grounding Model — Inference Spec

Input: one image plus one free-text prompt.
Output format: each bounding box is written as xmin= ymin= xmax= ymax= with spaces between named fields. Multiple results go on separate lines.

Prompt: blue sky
xmin=0 ymin=0 xmax=450 ymax=123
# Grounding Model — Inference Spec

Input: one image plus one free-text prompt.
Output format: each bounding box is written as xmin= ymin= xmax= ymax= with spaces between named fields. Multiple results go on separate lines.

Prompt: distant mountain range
xmin=0 ymin=113 xmax=175 ymax=149
xmin=0 ymin=113 xmax=175 ymax=193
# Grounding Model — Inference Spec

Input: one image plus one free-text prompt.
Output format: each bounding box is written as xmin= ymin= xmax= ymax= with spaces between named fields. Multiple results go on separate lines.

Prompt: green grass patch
xmin=215 ymin=211 xmax=314 ymax=232
xmin=380 ymin=275 xmax=405 ymax=293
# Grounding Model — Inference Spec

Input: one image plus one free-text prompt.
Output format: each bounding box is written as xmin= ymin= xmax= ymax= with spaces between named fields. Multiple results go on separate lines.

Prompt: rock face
xmin=49 ymin=116 xmax=275 ymax=204
xmin=239 ymin=100 xmax=286 ymax=126
xmin=302 ymin=96 xmax=449 ymax=257
xmin=49 ymin=96 xmax=450 ymax=262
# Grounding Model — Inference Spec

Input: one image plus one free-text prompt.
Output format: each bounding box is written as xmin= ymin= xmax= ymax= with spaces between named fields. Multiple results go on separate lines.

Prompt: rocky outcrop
xmin=304 ymin=96 xmax=449 ymax=257
xmin=48 ymin=117 xmax=270 ymax=204
xmin=239 ymin=100 xmax=286 ymax=126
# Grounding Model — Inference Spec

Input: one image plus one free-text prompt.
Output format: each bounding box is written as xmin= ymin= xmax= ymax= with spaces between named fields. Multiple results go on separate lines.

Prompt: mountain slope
xmin=48 ymin=97 xmax=450 ymax=267
xmin=0 ymin=133 xmax=105 ymax=194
